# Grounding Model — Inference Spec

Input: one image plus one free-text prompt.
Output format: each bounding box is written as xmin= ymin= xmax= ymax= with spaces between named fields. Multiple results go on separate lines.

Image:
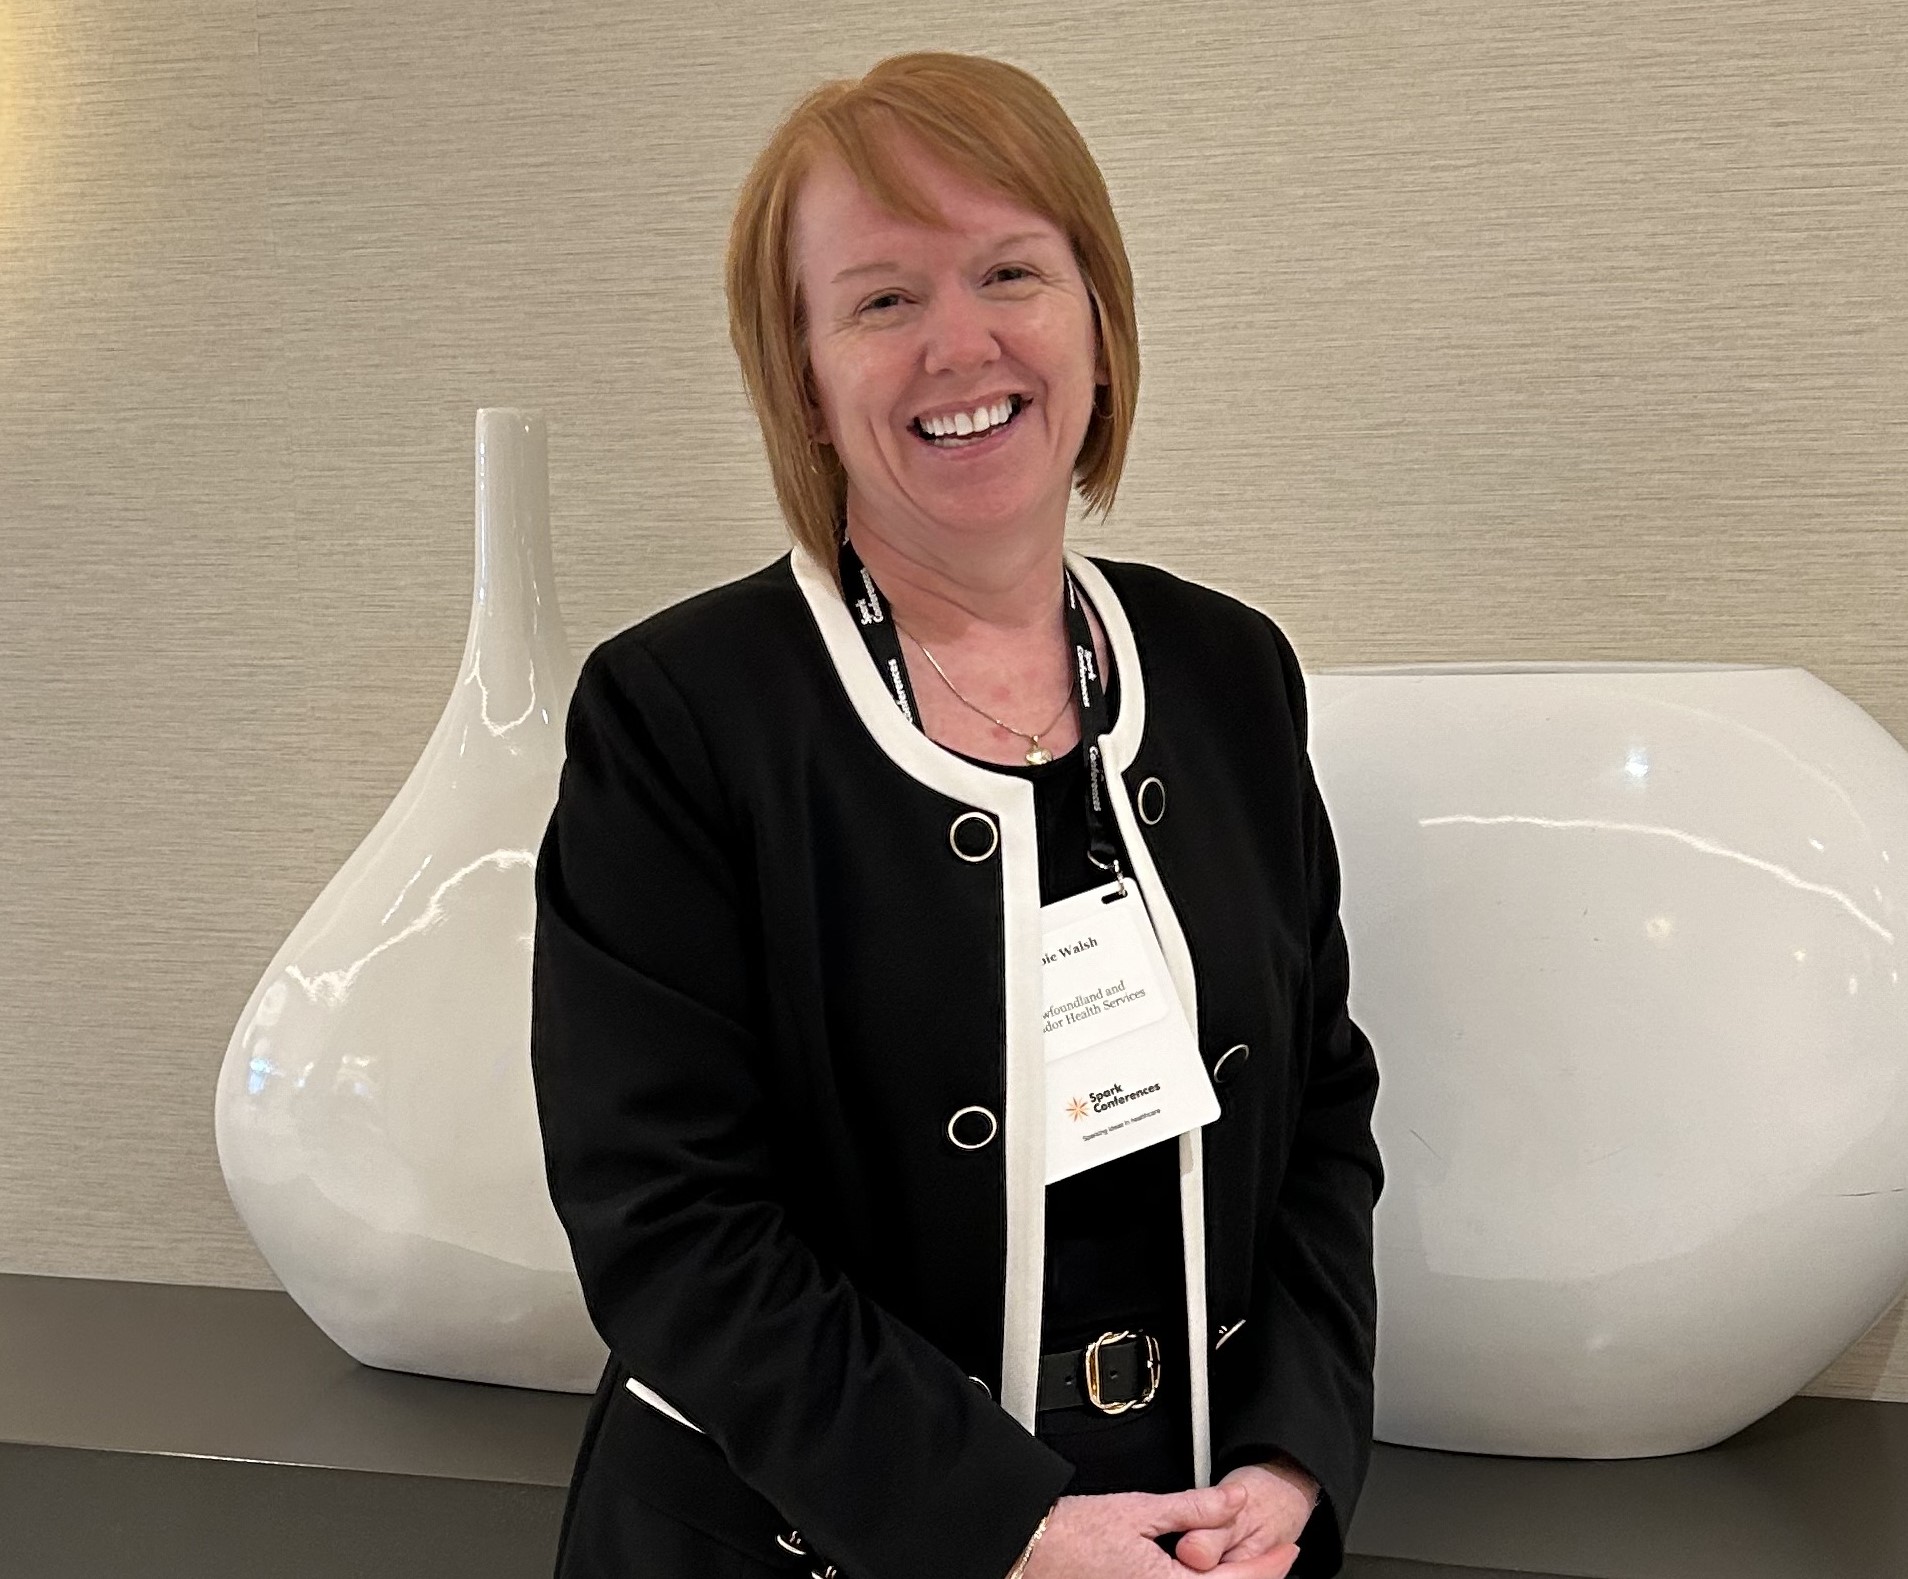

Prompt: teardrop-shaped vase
xmin=215 ymin=410 xmax=607 ymax=1391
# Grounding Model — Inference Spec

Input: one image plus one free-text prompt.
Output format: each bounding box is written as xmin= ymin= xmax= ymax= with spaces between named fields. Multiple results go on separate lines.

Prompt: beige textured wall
xmin=2 ymin=1 xmax=1904 ymax=1403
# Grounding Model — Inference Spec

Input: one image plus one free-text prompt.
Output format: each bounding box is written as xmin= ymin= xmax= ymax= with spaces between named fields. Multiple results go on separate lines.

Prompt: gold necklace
xmin=903 ymin=630 xmax=1074 ymax=765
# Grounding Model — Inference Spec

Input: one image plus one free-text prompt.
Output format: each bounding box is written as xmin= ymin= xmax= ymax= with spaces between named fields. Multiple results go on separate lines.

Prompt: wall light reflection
xmin=1421 ymin=813 xmax=1894 ymax=943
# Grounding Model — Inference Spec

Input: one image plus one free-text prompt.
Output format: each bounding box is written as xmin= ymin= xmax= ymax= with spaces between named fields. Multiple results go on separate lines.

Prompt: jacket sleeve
xmin=530 ymin=640 xmax=1074 ymax=1579
xmin=1210 ymin=619 xmax=1385 ymax=1577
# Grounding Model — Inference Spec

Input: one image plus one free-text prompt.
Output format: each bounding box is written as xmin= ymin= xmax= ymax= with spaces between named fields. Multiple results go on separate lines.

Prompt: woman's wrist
xmin=1004 ymin=1503 xmax=1054 ymax=1579
xmin=1259 ymin=1451 xmax=1321 ymax=1511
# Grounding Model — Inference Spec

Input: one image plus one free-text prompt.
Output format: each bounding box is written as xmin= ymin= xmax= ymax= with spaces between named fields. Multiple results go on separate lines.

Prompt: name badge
xmin=1040 ymin=880 xmax=1220 ymax=1184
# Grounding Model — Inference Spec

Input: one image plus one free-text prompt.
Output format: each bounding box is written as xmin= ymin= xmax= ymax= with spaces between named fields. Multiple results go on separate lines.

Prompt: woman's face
xmin=791 ymin=132 xmax=1108 ymax=554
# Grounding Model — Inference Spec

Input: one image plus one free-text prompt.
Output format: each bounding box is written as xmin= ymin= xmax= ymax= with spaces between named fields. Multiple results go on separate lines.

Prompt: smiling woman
xmin=530 ymin=48 xmax=1378 ymax=1579
xmin=763 ymin=86 xmax=1124 ymax=765
xmin=723 ymin=53 xmax=1141 ymax=585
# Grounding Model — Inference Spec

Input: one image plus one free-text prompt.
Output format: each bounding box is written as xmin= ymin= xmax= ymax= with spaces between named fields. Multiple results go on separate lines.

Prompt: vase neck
xmin=459 ymin=412 xmax=574 ymax=726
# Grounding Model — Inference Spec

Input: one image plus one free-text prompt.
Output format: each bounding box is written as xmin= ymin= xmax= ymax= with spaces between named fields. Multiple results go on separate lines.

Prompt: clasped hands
xmin=1023 ymin=1460 xmax=1316 ymax=1579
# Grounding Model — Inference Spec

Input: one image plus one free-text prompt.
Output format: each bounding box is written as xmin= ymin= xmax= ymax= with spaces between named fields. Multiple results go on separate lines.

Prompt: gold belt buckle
xmin=1083 ymin=1329 xmax=1161 ymax=1415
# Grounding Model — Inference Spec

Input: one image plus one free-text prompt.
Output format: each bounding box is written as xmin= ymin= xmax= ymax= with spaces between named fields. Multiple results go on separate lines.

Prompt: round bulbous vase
xmin=1306 ymin=663 xmax=1908 ymax=1457
xmin=215 ymin=410 xmax=608 ymax=1392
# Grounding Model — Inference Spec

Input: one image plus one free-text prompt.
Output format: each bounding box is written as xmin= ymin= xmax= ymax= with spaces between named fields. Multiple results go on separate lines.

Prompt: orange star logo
xmin=1066 ymin=1096 xmax=1090 ymax=1122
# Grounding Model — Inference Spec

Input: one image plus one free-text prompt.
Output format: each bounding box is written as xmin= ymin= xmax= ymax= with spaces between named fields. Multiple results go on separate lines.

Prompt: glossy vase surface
xmin=216 ymin=410 xmax=606 ymax=1392
xmin=1307 ymin=663 xmax=1908 ymax=1455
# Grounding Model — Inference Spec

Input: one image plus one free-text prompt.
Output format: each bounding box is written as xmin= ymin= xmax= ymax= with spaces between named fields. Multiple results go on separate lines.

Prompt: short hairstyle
xmin=724 ymin=51 xmax=1140 ymax=573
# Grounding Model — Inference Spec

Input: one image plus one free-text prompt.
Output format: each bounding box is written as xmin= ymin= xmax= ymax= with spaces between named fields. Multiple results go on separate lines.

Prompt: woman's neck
xmin=839 ymin=506 xmax=1106 ymax=769
xmin=843 ymin=515 xmax=1066 ymax=645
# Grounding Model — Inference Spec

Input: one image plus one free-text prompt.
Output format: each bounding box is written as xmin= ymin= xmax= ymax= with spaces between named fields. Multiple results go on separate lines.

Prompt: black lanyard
xmin=837 ymin=535 xmax=1126 ymax=891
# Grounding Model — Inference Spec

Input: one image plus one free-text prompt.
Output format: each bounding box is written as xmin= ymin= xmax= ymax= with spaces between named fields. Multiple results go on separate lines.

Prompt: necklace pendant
xmin=1025 ymin=743 xmax=1053 ymax=766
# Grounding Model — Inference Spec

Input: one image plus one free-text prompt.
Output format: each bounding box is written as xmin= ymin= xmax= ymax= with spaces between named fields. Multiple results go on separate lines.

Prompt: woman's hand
xmin=1167 ymin=1461 xmax=1315 ymax=1576
xmin=1021 ymin=1485 xmax=1245 ymax=1579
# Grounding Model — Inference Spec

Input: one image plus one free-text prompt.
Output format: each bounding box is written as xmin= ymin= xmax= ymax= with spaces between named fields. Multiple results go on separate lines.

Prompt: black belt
xmin=1036 ymin=1329 xmax=1162 ymax=1415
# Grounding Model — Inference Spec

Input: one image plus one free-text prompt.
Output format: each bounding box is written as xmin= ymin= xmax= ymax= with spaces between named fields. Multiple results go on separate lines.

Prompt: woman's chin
xmin=847 ymin=465 xmax=1071 ymax=545
xmin=905 ymin=471 xmax=1071 ymax=536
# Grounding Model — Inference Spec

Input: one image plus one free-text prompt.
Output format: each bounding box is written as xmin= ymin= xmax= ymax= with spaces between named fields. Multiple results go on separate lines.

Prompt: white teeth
xmin=917 ymin=396 xmax=1019 ymax=438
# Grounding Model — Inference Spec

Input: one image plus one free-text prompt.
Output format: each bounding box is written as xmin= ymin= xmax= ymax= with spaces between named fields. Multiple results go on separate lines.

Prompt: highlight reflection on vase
xmin=215 ymin=409 xmax=606 ymax=1392
xmin=1308 ymin=663 xmax=1908 ymax=1457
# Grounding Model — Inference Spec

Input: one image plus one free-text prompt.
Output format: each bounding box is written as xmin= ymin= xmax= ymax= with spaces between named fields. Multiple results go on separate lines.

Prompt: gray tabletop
xmin=3 ymin=1272 xmax=1905 ymax=1578
xmin=0 ymin=1271 xmax=586 ymax=1484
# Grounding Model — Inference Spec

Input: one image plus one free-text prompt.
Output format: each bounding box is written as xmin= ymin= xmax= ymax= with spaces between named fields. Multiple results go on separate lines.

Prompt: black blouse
xmin=951 ymin=665 xmax=1195 ymax=1495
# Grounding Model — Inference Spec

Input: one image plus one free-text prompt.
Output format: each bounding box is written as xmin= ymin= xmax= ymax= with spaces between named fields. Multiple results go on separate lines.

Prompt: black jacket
xmin=530 ymin=545 xmax=1383 ymax=1579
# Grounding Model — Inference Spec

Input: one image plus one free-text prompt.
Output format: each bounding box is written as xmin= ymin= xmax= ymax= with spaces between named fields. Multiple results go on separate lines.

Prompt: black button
xmin=1213 ymin=1043 xmax=1250 ymax=1083
xmin=949 ymin=810 xmax=999 ymax=862
xmin=1136 ymin=775 xmax=1166 ymax=825
xmin=946 ymin=1104 xmax=999 ymax=1149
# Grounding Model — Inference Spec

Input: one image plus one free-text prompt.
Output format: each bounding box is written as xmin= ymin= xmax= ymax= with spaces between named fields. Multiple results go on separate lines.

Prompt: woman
xmin=530 ymin=50 xmax=1382 ymax=1579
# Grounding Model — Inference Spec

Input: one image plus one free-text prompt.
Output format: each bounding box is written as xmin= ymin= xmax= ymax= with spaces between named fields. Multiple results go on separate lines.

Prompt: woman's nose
xmin=918 ymin=287 xmax=1002 ymax=373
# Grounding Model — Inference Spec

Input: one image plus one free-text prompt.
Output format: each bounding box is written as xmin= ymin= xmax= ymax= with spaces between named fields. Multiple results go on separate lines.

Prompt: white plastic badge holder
xmin=1041 ymin=880 xmax=1220 ymax=1184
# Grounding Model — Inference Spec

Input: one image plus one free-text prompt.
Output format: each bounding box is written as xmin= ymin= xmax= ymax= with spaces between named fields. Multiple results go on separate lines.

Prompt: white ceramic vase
xmin=215 ymin=410 xmax=607 ymax=1392
xmin=1307 ymin=663 xmax=1908 ymax=1457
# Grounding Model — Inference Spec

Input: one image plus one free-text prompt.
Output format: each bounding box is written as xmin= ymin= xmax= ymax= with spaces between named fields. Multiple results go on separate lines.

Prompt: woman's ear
xmin=1085 ymin=280 xmax=1110 ymax=390
xmin=803 ymin=367 xmax=832 ymax=446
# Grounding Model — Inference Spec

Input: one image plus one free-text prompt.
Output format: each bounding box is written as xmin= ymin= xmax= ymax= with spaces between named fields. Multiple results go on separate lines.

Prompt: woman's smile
xmin=907 ymin=393 xmax=1032 ymax=459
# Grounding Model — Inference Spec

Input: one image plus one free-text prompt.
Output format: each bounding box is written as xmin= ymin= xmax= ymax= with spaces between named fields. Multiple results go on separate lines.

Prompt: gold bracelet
xmin=1004 ymin=1509 xmax=1051 ymax=1579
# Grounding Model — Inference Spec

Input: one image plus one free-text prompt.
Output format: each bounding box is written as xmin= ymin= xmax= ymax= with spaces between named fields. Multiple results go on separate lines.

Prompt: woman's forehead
xmin=795 ymin=154 xmax=1061 ymax=275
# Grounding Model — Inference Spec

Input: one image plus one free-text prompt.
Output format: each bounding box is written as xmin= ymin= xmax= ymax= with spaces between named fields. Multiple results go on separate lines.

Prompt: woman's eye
xmin=859 ymin=268 xmax=1035 ymax=316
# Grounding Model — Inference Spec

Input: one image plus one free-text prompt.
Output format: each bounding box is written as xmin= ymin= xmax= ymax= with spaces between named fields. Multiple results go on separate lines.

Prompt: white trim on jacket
xmin=1061 ymin=550 xmax=1212 ymax=1491
xmin=791 ymin=544 xmax=1048 ymax=1433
